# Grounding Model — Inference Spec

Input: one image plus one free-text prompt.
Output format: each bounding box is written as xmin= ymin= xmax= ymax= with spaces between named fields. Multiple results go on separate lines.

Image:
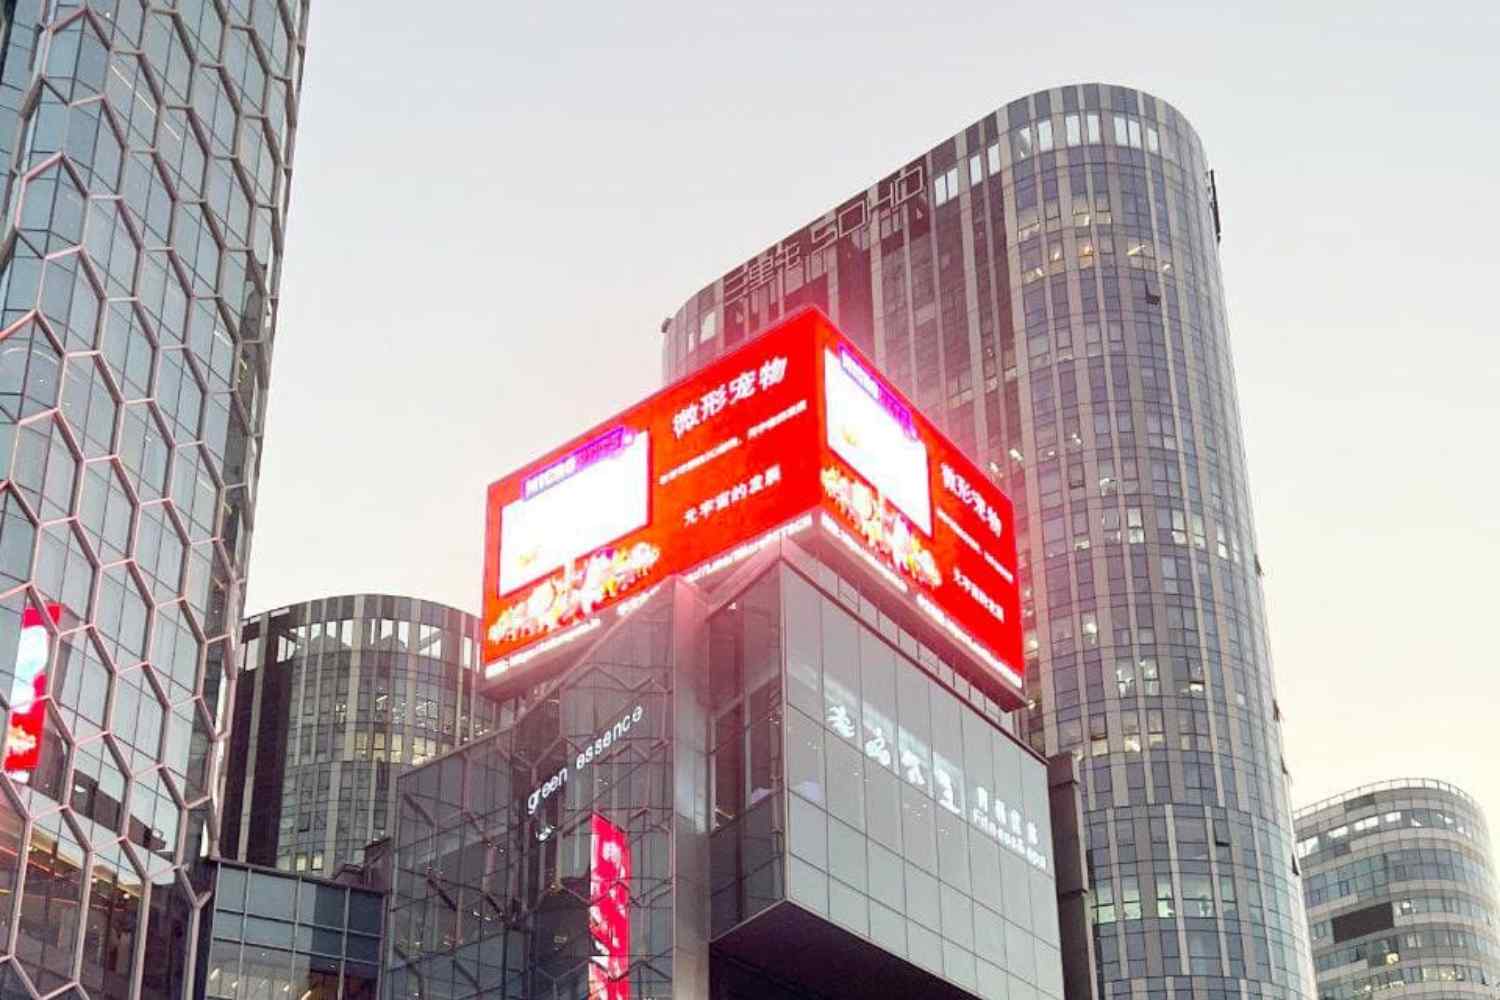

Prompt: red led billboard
xmin=482 ymin=308 xmax=1023 ymax=703
xmin=588 ymin=813 xmax=631 ymax=1000
xmin=4 ymin=603 xmax=61 ymax=782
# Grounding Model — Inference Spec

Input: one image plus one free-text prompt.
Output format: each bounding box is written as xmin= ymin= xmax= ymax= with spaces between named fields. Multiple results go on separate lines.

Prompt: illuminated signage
xmin=526 ymin=704 xmax=644 ymax=815
xmin=823 ymin=661 xmax=1049 ymax=873
xmin=824 ymin=347 xmax=930 ymax=534
xmin=501 ymin=428 xmax=651 ymax=595
xmin=972 ymin=785 xmax=1050 ymax=872
xmin=3 ymin=603 xmax=61 ymax=782
xmin=589 ymin=813 xmax=631 ymax=1000
xmin=483 ymin=308 xmax=1023 ymax=705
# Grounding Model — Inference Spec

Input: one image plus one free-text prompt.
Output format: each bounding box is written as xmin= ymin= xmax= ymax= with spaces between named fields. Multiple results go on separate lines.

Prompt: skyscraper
xmin=0 ymin=4 xmax=309 ymax=998
xmin=224 ymin=593 xmax=516 ymax=875
xmin=665 ymin=83 xmax=1314 ymax=1000
xmin=1295 ymin=780 xmax=1500 ymax=1000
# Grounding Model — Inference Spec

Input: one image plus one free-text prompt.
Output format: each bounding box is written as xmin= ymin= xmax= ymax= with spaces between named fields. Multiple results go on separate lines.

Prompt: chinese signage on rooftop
xmin=481 ymin=308 xmax=1023 ymax=705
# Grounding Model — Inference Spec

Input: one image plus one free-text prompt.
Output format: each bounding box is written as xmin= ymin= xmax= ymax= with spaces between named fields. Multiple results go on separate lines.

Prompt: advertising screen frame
xmin=481 ymin=308 xmax=1023 ymax=706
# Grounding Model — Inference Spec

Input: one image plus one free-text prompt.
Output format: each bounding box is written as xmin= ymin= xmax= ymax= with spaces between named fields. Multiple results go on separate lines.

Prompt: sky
xmin=247 ymin=1 xmax=1500 ymax=832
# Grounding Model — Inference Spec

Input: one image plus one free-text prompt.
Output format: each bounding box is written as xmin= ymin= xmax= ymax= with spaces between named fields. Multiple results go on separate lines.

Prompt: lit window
xmin=1018 ymin=209 xmax=1040 ymax=241
xmin=987 ymin=142 xmax=1001 ymax=174
xmin=1146 ymin=125 xmax=1160 ymax=154
xmin=1094 ymin=881 xmax=1116 ymax=924
xmin=1183 ymin=876 xmax=1214 ymax=917
xmin=1013 ymin=126 xmax=1032 ymax=160
xmin=933 ymin=166 xmax=959 ymax=207
xmin=1065 ymin=114 xmax=1081 ymax=146
xmin=1037 ymin=119 xmax=1053 ymax=151
xmin=1021 ymin=245 xmax=1043 ymax=284
xmin=1086 ymin=113 xmax=1101 ymax=143
xmin=1127 ymin=119 xmax=1142 ymax=149
xmin=1113 ymin=115 xmax=1129 ymax=146
xmin=969 ymin=153 xmax=983 ymax=185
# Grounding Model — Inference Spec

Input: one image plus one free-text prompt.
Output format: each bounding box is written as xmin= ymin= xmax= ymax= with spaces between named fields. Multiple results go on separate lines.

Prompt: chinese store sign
xmin=482 ymin=308 xmax=1023 ymax=705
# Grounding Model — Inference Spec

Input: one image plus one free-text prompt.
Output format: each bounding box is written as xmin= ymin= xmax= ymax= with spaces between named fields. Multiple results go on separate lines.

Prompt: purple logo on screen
xmin=838 ymin=349 xmax=917 ymax=439
xmin=523 ymin=426 xmax=634 ymax=500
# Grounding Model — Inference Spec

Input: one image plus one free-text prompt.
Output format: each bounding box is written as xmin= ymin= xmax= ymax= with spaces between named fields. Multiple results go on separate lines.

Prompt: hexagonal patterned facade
xmin=0 ymin=3 xmax=309 ymax=999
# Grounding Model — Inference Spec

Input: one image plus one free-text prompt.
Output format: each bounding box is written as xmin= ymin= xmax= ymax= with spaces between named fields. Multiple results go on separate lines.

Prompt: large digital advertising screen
xmin=482 ymin=308 xmax=1023 ymax=704
xmin=499 ymin=427 xmax=651 ymax=595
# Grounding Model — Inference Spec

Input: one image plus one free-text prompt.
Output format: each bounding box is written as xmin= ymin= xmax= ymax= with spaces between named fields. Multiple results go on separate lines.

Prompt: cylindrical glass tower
xmin=0 ymin=3 xmax=310 ymax=998
xmin=665 ymin=82 xmax=1313 ymax=1000
xmin=1296 ymin=780 xmax=1499 ymax=999
xmin=225 ymin=593 xmax=515 ymax=876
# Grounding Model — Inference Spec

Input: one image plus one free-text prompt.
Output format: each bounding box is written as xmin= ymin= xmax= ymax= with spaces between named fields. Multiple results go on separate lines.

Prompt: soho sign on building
xmin=481 ymin=308 xmax=1024 ymax=707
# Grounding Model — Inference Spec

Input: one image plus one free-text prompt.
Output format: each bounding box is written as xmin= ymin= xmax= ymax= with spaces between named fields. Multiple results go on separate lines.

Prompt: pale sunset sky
xmin=247 ymin=2 xmax=1499 ymax=838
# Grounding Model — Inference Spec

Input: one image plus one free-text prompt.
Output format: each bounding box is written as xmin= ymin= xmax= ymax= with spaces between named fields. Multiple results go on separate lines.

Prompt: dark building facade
xmin=225 ymin=594 xmax=514 ymax=875
xmin=0 ymin=3 xmax=308 ymax=999
xmin=665 ymin=83 xmax=1314 ymax=1000
xmin=385 ymin=541 xmax=1076 ymax=1000
xmin=1295 ymin=780 xmax=1500 ymax=1000
xmin=201 ymin=858 xmax=383 ymax=1000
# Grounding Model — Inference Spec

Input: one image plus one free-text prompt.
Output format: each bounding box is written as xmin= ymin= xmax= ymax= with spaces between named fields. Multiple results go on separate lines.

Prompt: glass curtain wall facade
xmin=1294 ymin=780 xmax=1500 ymax=1000
xmin=386 ymin=584 xmax=677 ymax=1000
xmin=224 ymin=595 xmax=513 ymax=876
xmin=202 ymin=859 xmax=383 ymax=1000
xmin=664 ymin=82 xmax=1313 ymax=1000
xmin=0 ymin=3 xmax=308 ymax=1000
xmin=709 ymin=565 xmax=1062 ymax=1000
xmin=386 ymin=541 xmax=1068 ymax=1000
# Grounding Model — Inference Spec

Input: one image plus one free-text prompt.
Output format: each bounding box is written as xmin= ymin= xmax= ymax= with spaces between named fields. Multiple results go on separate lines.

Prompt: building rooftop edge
xmin=1294 ymin=778 xmax=1483 ymax=822
xmin=208 ymin=854 xmax=383 ymax=893
xmin=661 ymin=82 xmax=1210 ymax=334
xmin=242 ymin=593 xmax=480 ymax=623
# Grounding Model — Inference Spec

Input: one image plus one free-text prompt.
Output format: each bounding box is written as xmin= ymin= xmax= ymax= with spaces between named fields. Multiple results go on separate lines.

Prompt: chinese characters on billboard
xmin=589 ymin=813 xmax=631 ymax=1000
xmin=481 ymin=308 xmax=1023 ymax=704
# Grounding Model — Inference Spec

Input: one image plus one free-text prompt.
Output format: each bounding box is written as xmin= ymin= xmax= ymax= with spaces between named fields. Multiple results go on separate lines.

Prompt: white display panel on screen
xmin=823 ymin=348 xmax=932 ymax=534
xmin=498 ymin=431 xmax=650 ymax=595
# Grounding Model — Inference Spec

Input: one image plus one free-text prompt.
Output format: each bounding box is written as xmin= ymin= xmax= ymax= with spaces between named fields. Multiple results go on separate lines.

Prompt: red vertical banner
xmin=589 ymin=813 xmax=631 ymax=1000
xmin=3 ymin=603 xmax=62 ymax=782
